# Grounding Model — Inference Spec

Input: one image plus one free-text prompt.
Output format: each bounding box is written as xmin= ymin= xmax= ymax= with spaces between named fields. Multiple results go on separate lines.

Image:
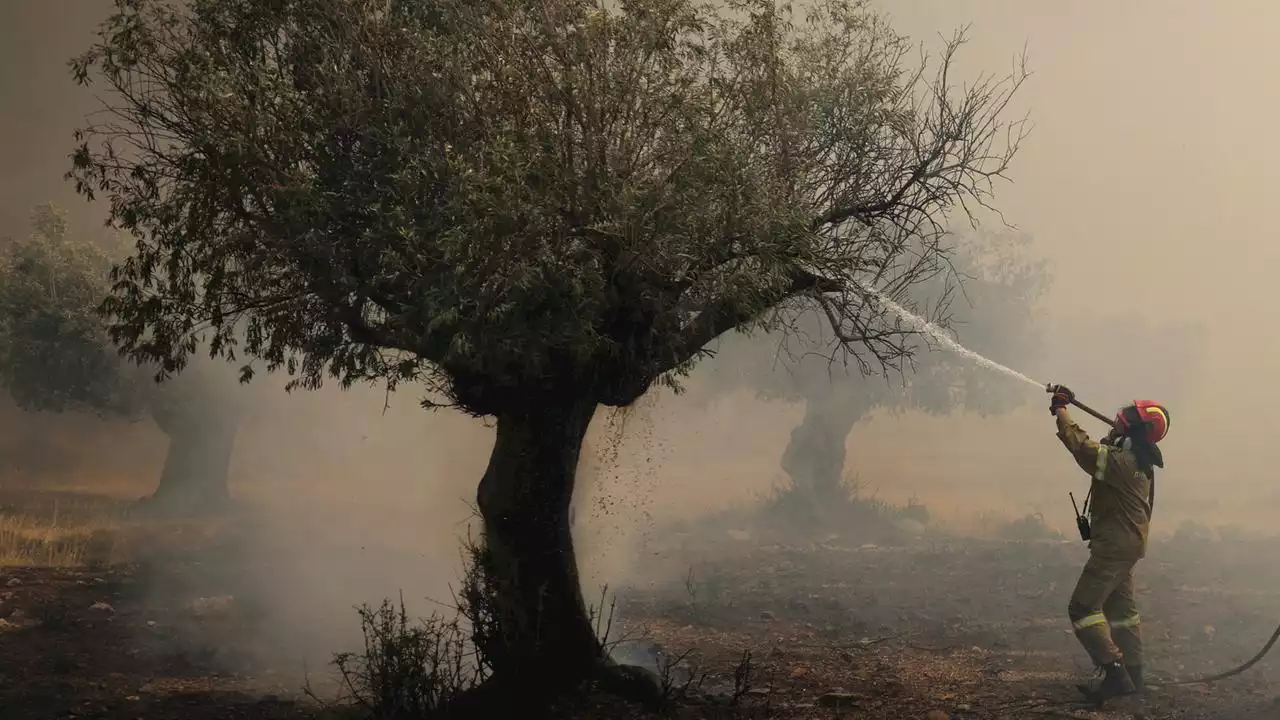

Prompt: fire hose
xmin=1050 ymin=384 xmax=1280 ymax=687
xmin=1147 ymin=625 xmax=1280 ymax=687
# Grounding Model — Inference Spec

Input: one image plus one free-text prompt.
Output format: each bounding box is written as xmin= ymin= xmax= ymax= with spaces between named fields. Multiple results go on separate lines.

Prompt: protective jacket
xmin=1056 ymin=409 xmax=1152 ymax=561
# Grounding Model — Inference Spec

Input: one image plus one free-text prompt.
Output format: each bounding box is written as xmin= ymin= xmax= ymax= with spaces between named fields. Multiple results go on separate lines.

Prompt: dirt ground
xmin=1 ymin=488 xmax=1279 ymax=720
xmin=615 ymin=514 xmax=1280 ymax=720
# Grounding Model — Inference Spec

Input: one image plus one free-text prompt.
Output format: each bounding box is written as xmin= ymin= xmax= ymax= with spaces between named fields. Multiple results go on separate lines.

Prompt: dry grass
xmin=0 ymin=490 xmax=135 ymax=567
xmin=0 ymin=487 xmax=253 ymax=569
xmin=0 ymin=515 xmax=118 ymax=566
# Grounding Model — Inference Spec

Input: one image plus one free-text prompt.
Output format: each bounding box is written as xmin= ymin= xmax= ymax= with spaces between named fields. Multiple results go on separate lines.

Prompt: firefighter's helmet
xmin=1115 ymin=400 xmax=1169 ymax=444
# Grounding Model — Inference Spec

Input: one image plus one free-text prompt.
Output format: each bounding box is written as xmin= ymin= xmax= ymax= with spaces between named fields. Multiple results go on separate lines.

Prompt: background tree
xmin=0 ymin=204 xmax=248 ymax=514
xmin=69 ymin=0 xmax=1029 ymax=702
xmin=695 ymin=230 xmax=1050 ymax=515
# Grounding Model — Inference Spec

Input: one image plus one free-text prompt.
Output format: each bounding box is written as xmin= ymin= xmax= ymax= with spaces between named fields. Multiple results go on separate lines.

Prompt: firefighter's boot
xmin=1076 ymin=661 xmax=1136 ymax=705
xmin=1126 ymin=664 xmax=1144 ymax=693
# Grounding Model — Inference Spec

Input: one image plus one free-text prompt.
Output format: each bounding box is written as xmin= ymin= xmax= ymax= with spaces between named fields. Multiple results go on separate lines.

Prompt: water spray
xmin=860 ymin=286 xmax=1043 ymax=389
xmin=861 ymin=286 xmax=1114 ymax=426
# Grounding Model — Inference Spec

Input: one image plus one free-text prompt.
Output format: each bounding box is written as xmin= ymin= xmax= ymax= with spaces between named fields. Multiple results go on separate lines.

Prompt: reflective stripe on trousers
xmin=1109 ymin=613 xmax=1141 ymax=629
xmin=1073 ymin=612 xmax=1108 ymax=631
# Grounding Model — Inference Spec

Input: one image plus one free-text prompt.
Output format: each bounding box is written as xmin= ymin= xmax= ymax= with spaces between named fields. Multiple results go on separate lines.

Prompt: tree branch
xmin=668 ymin=270 xmax=842 ymax=370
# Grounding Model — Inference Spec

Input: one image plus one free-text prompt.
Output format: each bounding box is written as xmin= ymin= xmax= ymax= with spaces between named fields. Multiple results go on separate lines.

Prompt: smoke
xmin=9 ymin=0 xmax=1280 ymax=692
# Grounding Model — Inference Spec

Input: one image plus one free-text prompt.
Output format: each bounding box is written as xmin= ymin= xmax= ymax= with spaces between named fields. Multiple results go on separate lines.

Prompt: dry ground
xmin=1 ymin=487 xmax=1278 ymax=720
xmin=616 ymin=515 xmax=1280 ymax=720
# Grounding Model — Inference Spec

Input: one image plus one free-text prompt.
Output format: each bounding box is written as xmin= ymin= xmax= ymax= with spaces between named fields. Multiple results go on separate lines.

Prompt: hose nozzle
xmin=1047 ymin=382 xmax=1116 ymax=428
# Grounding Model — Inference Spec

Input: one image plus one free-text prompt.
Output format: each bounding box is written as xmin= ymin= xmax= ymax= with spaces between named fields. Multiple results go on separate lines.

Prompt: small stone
xmin=956 ymin=703 xmax=972 ymax=712
xmin=727 ymin=529 xmax=751 ymax=541
xmin=746 ymin=687 xmax=770 ymax=696
xmin=818 ymin=692 xmax=859 ymax=708
xmin=89 ymin=602 xmax=115 ymax=613
xmin=5 ymin=578 xmax=20 ymax=587
xmin=188 ymin=595 xmax=235 ymax=617
xmin=926 ymin=711 xmax=950 ymax=720
xmin=138 ymin=682 xmax=156 ymax=694
xmin=759 ymin=611 xmax=776 ymax=621
xmin=146 ymin=620 xmax=156 ymax=628
xmin=838 ymin=651 xmax=854 ymax=663
xmin=894 ymin=518 xmax=927 ymax=536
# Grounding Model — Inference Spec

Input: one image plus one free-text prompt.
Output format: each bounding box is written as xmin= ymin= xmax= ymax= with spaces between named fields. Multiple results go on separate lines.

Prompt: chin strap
xmin=1103 ymin=436 xmax=1133 ymax=451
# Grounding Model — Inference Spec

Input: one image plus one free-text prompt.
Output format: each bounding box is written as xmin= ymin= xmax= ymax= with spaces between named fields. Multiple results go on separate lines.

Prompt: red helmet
xmin=1115 ymin=400 xmax=1169 ymax=444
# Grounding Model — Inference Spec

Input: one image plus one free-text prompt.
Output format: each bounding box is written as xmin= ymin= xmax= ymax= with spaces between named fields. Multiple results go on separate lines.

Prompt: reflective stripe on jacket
xmin=1057 ymin=409 xmax=1152 ymax=560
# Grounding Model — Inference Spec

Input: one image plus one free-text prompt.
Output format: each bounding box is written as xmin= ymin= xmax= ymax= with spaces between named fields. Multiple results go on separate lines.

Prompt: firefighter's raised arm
xmin=1054 ymin=408 xmax=1102 ymax=476
xmin=1048 ymin=385 xmax=1102 ymax=475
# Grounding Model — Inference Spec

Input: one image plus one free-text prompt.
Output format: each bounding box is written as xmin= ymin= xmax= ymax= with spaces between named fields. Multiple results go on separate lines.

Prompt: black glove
xmin=1047 ymin=384 xmax=1074 ymax=415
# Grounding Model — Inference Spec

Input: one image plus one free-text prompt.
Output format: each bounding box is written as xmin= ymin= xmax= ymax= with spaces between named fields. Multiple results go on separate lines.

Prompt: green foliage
xmin=0 ymin=205 xmax=143 ymax=416
xmin=70 ymin=0 xmax=1028 ymax=416
xmin=698 ymin=228 xmax=1052 ymax=418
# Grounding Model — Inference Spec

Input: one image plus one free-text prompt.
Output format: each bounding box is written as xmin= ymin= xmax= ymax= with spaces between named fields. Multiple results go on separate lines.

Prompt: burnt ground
xmin=0 ymin=512 xmax=334 ymax=720
xmin=0 ymin=566 xmax=318 ymax=720
xmin=1 ymin=492 xmax=1279 ymax=719
xmin=617 ymin=519 xmax=1280 ymax=719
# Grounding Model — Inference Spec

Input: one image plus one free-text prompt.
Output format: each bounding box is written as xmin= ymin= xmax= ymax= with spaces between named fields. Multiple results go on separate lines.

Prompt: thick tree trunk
xmin=780 ymin=395 xmax=866 ymax=505
xmin=474 ymin=395 xmax=603 ymax=697
xmin=145 ymin=418 xmax=237 ymax=514
xmin=133 ymin=402 xmax=239 ymax=517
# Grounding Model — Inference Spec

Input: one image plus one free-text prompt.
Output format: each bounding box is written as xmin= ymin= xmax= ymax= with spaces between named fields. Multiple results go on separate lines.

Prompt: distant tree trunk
xmin=133 ymin=391 xmax=240 ymax=517
xmin=468 ymin=393 xmax=658 ymax=708
xmin=780 ymin=394 xmax=866 ymax=504
xmin=146 ymin=414 xmax=238 ymax=514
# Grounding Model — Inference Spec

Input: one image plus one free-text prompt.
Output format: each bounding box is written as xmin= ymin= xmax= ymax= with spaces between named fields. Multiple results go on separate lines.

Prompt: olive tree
xmin=0 ymin=204 xmax=246 ymax=514
xmin=0 ymin=205 xmax=138 ymax=418
xmin=69 ymin=0 xmax=1029 ymax=700
xmin=697 ymin=230 xmax=1049 ymax=510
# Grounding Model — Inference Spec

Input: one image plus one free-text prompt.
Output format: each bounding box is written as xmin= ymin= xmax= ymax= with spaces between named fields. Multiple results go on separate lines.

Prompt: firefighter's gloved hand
xmin=1048 ymin=384 xmax=1074 ymax=415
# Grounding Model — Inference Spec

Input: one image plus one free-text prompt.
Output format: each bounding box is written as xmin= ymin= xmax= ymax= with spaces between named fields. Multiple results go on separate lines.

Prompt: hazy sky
xmin=865 ymin=2 xmax=1277 ymax=488
xmin=884 ymin=0 xmax=1278 ymax=326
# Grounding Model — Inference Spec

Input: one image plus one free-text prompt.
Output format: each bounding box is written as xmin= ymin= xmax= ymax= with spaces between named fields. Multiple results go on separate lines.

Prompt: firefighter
xmin=1047 ymin=385 xmax=1169 ymax=703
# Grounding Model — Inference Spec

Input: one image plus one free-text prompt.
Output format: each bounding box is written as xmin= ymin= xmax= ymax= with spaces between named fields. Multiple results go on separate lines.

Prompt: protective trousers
xmin=1067 ymin=555 xmax=1142 ymax=667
